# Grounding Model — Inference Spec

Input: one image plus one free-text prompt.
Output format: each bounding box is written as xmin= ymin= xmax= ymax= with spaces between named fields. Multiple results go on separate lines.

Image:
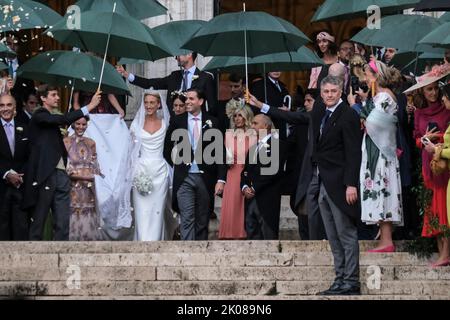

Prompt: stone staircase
xmin=1 ymin=240 xmax=449 ymax=300
xmin=210 ymin=196 xmax=300 ymax=240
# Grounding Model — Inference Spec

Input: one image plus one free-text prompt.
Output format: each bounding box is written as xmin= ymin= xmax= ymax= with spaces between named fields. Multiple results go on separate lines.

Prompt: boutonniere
xmin=261 ymin=142 xmax=270 ymax=149
xmin=203 ymin=120 xmax=212 ymax=129
xmin=192 ymin=75 xmax=199 ymax=81
xmin=16 ymin=127 xmax=23 ymax=132
xmin=60 ymin=128 xmax=68 ymax=137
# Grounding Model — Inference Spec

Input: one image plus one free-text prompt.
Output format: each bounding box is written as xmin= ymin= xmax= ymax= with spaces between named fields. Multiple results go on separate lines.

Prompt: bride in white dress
xmin=129 ymin=92 xmax=175 ymax=241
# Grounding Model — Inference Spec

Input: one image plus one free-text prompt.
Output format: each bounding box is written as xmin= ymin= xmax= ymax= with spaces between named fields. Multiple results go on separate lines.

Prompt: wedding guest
xmin=308 ymin=30 xmax=339 ymax=89
xmin=171 ymin=91 xmax=187 ymax=116
xmin=219 ymin=105 xmax=254 ymax=240
xmin=405 ymin=65 xmax=450 ymax=266
xmin=0 ymin=94 xmax=29 ymax=240
xmin=73 ymin=91 xmax=125 ymax=118
xmin=15 ymin=91 xmax=39 ymax=125
xmin=64 ymin=117 xmax=103 ymax=241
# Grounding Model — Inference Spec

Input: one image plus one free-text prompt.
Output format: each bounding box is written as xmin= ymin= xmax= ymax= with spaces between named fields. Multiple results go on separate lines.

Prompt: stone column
xmin=125 ymin=0 xmax=214 ymax=121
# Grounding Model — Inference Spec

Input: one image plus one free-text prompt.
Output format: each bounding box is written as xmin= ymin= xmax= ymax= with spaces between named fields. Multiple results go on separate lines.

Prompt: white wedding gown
xmin=133 ymin=121 xmax=171 ymax=241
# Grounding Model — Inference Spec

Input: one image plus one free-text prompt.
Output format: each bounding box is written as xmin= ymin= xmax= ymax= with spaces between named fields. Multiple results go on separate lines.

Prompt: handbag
xmin=430 ymin=144 xmax=448 ymax=175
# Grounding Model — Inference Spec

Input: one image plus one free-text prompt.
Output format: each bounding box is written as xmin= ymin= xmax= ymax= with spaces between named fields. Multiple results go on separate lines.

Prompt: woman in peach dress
xmin=219 ymin=104 xmax=255 ymax=239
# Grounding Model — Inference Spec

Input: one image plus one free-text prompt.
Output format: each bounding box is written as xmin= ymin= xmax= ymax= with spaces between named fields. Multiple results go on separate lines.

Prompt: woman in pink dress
xmin=219 ymin=105 xmax=255 ymax=239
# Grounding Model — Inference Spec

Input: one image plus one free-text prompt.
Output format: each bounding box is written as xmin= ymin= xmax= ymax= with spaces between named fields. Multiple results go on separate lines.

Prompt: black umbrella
xmin=414 ymin=0 xmax=450 ymax=11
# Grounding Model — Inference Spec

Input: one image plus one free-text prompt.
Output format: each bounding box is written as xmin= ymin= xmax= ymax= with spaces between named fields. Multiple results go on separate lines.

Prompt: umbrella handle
xmin=98 ymin=2 xmax=117 ymax=92
xmin=283 ymin=95 xmax=292 ymax=110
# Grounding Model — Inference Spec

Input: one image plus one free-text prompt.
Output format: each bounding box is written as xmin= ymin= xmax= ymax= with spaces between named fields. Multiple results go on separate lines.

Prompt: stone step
xmin=2 ymin=266 xmax=449 ymax=282
xmin=1 ymin=280 xmax=450 ymax=297
xmin=30 ymin=294 xmax=450 ymax=300
xmin=0 ymin=240 xmax=410 ymax=254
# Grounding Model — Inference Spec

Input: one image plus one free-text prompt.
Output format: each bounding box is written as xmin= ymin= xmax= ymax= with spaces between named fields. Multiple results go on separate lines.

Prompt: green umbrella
xmin=153 ymin=20 xmax=207 ymax=56
xmin=391 ymin=50 xmax=444 ymax=73
xmin=440 ymin=12 xmax=450 ymax=22
xmin=0 ymin=0 xmax=61 ymax=32
xmin=311 ymin=0 xmax=420 ymax=22
xmin=203 ymin=46 xmax=324 ymax=73
xmin=17 ymin=50 xmax=130 ymax=95
xmin=351 ymin=14 xmax=443 ymax=52
xmin=73 ymin=0 xmax=167 ymax=20
xmin=0 ymin=42 xmax=16 ymax=59
xmin=46 ymin=10 xmax=172 ymax=61
xmin=118 ymin=57 xmax=145 ymax=65
xmin=419 ymin=21 xmax=450 ymax=49
xmin=182 ymin=11 xmax=310 ymax=58
xmin=0 ymin=61 xmax=7 ymax=70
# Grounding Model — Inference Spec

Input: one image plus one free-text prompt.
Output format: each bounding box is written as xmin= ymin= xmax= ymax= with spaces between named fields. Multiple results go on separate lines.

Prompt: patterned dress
xmin=64 ymin=135 xmax=103 ymax=241
xmin=360 ymin=92 xmax=403 ymax=225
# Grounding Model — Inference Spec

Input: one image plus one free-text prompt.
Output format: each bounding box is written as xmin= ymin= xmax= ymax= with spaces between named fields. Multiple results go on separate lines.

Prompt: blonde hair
xmin=230 ymin=105 xmax=254 ymax=130
xmin=143 ymin=92 xmax=161 ymax=104
xmin=372 ymin=60 xmax=403 ymax=90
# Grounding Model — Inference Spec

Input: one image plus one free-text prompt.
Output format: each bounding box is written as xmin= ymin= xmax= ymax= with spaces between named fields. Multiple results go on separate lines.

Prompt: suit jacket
xmin=15 ymin=109 xmax=32 ymax=125
xmin=22 ymin=108 xmax=85 ymax=209
xmin=266 ymin=100 xmax=362 ymax=219
xmin=251 ymin=77 xmax=290 ymax=140
xmin=241 ymin=136 xmax=287 ymax=236
xmin=131 ymin=67 xmax=217 ymax=116
xmin=163 ymin=112 xmax=227 ymax=212
xmin=0 ymin=120 xmax=29 ymax=195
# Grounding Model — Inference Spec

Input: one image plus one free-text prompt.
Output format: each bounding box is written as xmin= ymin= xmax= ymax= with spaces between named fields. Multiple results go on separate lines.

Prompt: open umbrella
xmin=391 ymin=50 xmax=444 ymax=73
xmin=414 ymin=0 xmax=450 ymax=12
xmin=153 ymin=20 xmax=207 ymax=56
xmin=73 ymin=0 xmax=167 ymax=19
xmin=0 ymin=42 xmax=16 ymax=59
xmin=182 ymin=11 xmax=310 ymax=58
xmin=419 ymin=21 xmax=450 ymax=49
xmin=17 ymin=50 xmax=130 ymax=95
xmin=311 ymin=0 xmax=420 ymax=22
xmin=46 ymin=10 xmax=171 ymax=61
xmin=351 ymin=14 xmax=443 ymax=52
xmin=440 ymin=12 xmax=450 ymax=22
xmin=203 ymin=46 xmax=323 ymax=73
xmin=0 ymin=0 xmax=61 ymax=32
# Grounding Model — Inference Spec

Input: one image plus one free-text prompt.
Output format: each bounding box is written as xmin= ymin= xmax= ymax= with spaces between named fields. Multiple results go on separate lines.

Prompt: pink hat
xmin=404 ymin=64 xmax=450 ymax=93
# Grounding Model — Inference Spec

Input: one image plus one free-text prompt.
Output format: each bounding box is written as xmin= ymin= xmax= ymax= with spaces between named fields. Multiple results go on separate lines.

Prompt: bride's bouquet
xmin=133 ymin=171 xmax=153 ymax=196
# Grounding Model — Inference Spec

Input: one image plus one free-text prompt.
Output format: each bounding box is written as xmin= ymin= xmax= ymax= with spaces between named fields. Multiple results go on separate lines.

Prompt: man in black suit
xmin=23 ymin=85 xmax=101 ymax=241
xmin=241 ymin=114 xmax=286 ymax=240
xmin=0 ymin=95 xmax=30 ymax=240
xmin=117 ymin=53 xmax=217 ymax=116
xmin=250 ymin=72 xmax=291 ymax=141
xmin=250 ymin=75 xmax=362 ymax=295
xmin=15 ymin=91 xmax=39 ymax=125
xmin=163 ymin=88 xmax=226 ymax=240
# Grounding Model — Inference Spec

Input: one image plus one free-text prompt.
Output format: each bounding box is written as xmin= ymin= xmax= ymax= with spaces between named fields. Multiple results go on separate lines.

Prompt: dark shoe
xmin=316 ymin=281 xmax=343 ymax=296
xmin=334 ymin=283 xmax=361 ymax=296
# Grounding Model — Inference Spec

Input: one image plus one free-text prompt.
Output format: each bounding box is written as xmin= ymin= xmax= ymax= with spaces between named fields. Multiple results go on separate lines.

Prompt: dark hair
xmin=305 ymin=88 xmax=319 ymax=100
xmin=339 ymin=39 xmax=353 ymax=48
xmin=186 ymin=87 xmax=205 ymax=100
xmin=172 ymin=93 xmax=186 ymax=104
xmin=443 ymin=84 xmax=450 ymax=100
xmin=37 ymin=84 xmax=58 ymax=101
xmin=191 ymin=52 xmax=198 ymax=61
xmin=22 ymin=90 xmax=38 ymax=104
xmin=314 ymin=30 xmax=338 ymax=58
xmin=229 ymin=73 xmax=245 ymax=83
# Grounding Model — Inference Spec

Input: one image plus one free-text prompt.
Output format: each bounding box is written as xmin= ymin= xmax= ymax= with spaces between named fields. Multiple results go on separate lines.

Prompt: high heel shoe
xmin=367 ymin=244 xmax=395 ymax=253
xmin=429 ymin=258 xmax=450 ymax=268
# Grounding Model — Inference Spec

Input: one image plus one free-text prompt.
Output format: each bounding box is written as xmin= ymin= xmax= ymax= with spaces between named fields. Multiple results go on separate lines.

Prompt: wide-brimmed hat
xmin=404 ymin=64 xmax=450 ymax=93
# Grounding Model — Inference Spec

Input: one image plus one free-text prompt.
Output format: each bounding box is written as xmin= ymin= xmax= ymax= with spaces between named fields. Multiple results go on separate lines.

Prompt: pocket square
xmin=21 ymin=138 xmax=28 ymax=141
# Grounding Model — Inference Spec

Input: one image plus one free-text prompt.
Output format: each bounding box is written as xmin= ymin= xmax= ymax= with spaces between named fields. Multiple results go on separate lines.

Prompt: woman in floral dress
xmin=64 ymin=116 xmax=103 ymax=241
xmin=360 ymin=60 xmax=404 ymax=252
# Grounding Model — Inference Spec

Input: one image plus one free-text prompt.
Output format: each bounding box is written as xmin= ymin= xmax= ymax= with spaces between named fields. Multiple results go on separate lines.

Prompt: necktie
xmin=192 ymin=117 xmax=200 ymax=142
xmin=182 ymin=70 xmax=189 ymax=92
xmin=4 ymin=123 xmax=14 ymax=156
xmin=8 ymin=60 xmax=13 ymax=78
xmin=320 ymin=109 xmax=332 ymax=136
xmin=274 ymin=81 xmax=281 ymax=92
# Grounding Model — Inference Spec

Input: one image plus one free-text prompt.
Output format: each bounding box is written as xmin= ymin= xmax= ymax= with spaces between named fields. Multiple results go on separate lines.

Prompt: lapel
xmin=320 ymin=102 xmax=345 ymax=142
xmin=0 ymin=122 xmax=12 ymax=159
xmin=191 ymin=68 xmax=201 ymax=87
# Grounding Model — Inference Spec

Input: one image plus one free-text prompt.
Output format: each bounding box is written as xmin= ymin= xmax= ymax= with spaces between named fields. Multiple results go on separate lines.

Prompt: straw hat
xmin=404 ymin=64 xmax=450 ymax=94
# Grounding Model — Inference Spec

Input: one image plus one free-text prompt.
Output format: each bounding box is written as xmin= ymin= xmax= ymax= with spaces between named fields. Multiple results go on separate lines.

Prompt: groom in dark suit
xmin=0 ymin=95 xmax=30 ymax=240
xmin=249 ymin=75 xmax=362 ymax=295
xmin=117 ymin=53 xmax=217 ymax=116
xmin=163 ymin=88 xmax=226 ymax=240
xmin=23 ymin=85 xmax=101 ymax=241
